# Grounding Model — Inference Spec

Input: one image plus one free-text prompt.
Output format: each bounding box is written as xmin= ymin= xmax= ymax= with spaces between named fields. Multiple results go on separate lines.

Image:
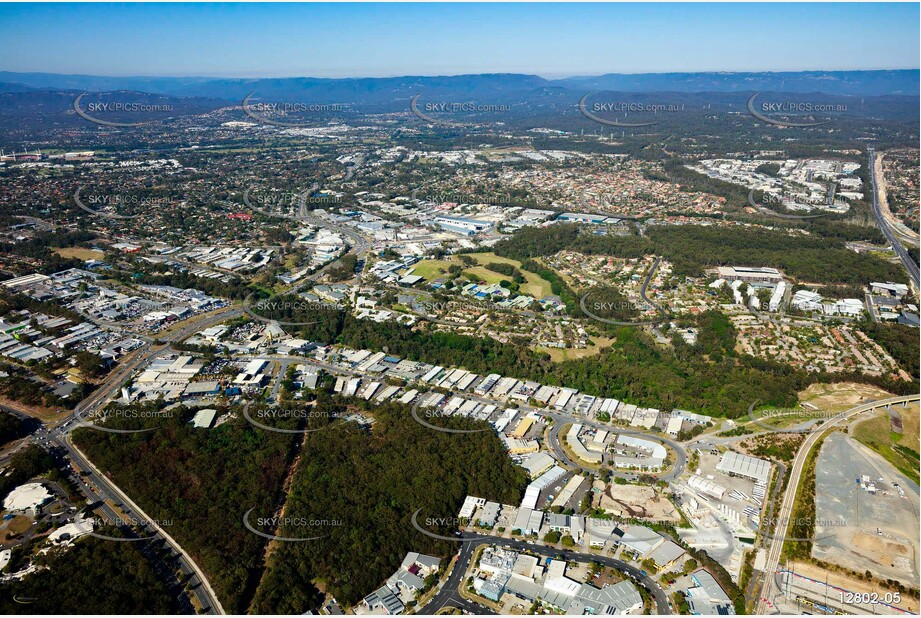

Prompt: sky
xmin=1 ymin=3 xmax=918 ymax=78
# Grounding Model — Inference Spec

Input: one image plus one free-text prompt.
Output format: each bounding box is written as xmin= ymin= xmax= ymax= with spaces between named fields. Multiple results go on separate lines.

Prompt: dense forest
xmin=0 ymin=537 xmax=180 ymax=614
xmin=0 ymin=409 xmax=27 ymax=447
xmin=282 ymin=307 xmax=803 ymax=416
xmin=862 ymin=322 xmax=921 ymax=380
xmin=251 ymin=395 xmax=527 ymax=613
xmin=70 ymin=395 xmax=525 ymax=614
xmin=0 ymin=229 xmax=95 ymax=277
xmin=491 ymin=223 xmax=908 ymax=286
xmin=72 ymin=403 xmax=298 ymax=613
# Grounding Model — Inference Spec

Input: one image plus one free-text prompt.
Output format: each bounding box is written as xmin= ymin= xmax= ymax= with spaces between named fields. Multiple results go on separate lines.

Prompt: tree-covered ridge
xmin=491 ymin=223 xmax=908 ymax=286
xmin=275 ymin=301 xmax=913 ymax=418
xmin=251 ymin=396 xmax=527 ymax=613
xmin=0 ymin=444 xmax=55 ymax=504
xmin=72 ymin=404 xmax=298 ymax=614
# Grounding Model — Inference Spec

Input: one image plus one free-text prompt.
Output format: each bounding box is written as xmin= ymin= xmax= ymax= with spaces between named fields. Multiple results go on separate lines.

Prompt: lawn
xmin=468 ymin=252 xmax=554 ymax=298
xmin=410 ymin=258 xmax=460 ymax=281
xmin=410 ymin=252 xmax=555 ymax=299
xmin=852 ymin=403 xmax=920 ymax=484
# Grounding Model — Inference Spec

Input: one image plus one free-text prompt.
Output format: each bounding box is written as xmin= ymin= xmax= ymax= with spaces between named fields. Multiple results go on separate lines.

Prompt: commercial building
xmin=685 ymin=569 xmax=735 ymax=615
xmin=434 ymin=215 xmax=493 ymax=234
xmin=478 ymin=501 xmax=501 ymax=528
xmin=687 ymin=475 xmax=727 ymax=500
xmin=613 ymin=435 xmax=667 ymax=470
xmin=557 ymin=212 xmax=610 ymax=224
xmin=520 ymin=452 xmax=556 ymax=478
xmin=646 ymin=538 xmax=686 ymax=571
xmin=768 ymin=281 xmax=786 ymax=312
xmin=618 ymin=524 xmax=666 ymax=557
xmin=459 ymin=495 xmax=486 ymax=519
xmin=871 ymin=282 xmax=910 ymax=299
xmin=190 ymin=408 xmax=217 ymax=428
xmin=716 ymin=451 xmax=772 ymax=484
xmin=716 ymin=266 xmax=783 ymax=285
xmin=566 ymin=424 xmax=603 ymax=464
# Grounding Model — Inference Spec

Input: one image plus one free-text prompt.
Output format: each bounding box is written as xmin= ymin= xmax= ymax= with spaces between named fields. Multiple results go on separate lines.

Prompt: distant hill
xmin=551 ymin=70 xmax=920 ymax=96
xmin=0 ymin=69 xmax=916 ymax=102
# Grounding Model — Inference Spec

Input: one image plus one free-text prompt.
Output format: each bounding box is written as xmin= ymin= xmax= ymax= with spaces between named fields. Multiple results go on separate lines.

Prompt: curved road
xmin=420 ymin=533 xmax=671 ymax=615
xmin=50 ymin=306 xmax=243 ymax=614
xmin=756 ymin=394 xmax=920 ymax=615
xmin=546 ymin=412 xmax=688 ymax=482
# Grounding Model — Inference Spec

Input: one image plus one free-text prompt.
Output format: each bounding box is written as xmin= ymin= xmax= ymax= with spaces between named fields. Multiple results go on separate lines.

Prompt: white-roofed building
xmin=716 ymin=451 xmax=772 ymax=484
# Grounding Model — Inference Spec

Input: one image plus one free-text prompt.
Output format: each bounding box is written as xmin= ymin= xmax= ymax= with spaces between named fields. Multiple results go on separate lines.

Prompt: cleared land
xmin=852 ymin=402 xmax=920 ymax=485
xmin=597 ymin=483 xmax=680 ymax=522
xmin=52 ymin=247 xmax=105 ymax=260
xmin=813 ymin=432 xmax=920 ymax=584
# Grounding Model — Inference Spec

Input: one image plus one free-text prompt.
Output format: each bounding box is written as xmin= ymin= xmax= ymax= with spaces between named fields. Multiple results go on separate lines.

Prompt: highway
xmin=419 ymin=533 xmax=672 ymax=615
xmin=755 ymin=394 xmax=920 ymax=615
xmin=869 ymin=148 xmax=920 ymax=289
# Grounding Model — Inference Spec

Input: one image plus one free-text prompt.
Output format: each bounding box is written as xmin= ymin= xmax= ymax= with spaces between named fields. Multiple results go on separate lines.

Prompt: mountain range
xmin=0 ymin=70 xmax=917 ymax=103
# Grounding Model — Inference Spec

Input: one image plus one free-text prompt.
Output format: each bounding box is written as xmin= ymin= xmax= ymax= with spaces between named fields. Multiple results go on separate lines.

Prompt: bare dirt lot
xmin=812 ymin=432 xmax=920 ymax=585
xmin=597 ymin=483 xmax=679 ymax=522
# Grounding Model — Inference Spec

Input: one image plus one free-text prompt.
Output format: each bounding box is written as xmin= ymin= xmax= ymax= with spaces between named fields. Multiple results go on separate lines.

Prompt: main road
xmin=755 ymin=394 xmax=920 ymax=615
xmin=869 ymin=148 xmax=920 ymax=289
xmin=49 ymin=306 xmax=243 ymax=615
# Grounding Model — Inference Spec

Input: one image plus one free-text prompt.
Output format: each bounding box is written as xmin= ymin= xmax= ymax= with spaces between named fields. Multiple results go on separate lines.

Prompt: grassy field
xmin=852 ymin=403 xmax=920 ymax=484
xmin=409 ymin=252 xmax=554 ymax=298
xmin=52 ymin=247 xmax=104 ymax=260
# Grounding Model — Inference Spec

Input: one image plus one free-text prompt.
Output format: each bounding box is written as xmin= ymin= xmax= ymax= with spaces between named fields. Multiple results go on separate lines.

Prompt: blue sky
xmin=1 ymin=3 xmax=918 ymax=78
